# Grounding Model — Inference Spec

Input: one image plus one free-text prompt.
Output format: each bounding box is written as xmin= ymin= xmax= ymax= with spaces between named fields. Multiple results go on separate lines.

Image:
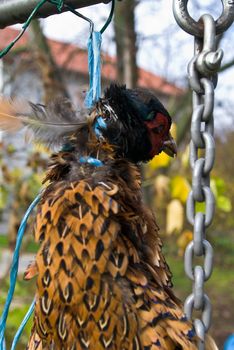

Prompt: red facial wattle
xmin=144 ymin=112 xmax=171 ymax=158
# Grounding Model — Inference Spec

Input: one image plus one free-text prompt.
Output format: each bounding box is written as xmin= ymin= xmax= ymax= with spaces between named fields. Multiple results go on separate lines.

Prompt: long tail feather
xmin=0 ymin=112 xmax=24 ymax=132
xmin=0 ymin=97 xmax=88 ymax=146
xmin=0 ymin=98 xmax=28 ymax=131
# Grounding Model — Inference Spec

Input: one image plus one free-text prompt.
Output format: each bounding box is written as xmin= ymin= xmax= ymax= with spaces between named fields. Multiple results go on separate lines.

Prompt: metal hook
xmin=173 ymin=0 xmax=234 ymax=37
xmin=64 ymin=4 xmax=94 ymax=33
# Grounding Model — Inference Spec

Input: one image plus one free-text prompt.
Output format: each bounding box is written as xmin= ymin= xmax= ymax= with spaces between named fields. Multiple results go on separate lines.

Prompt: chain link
xmin=173 ymin=1 xmax=234 ymax=349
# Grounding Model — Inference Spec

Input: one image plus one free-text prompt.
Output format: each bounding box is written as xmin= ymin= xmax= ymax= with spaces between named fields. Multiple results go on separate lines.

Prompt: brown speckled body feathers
xmin=27 ymin=154 xmax=198 ymax=350
xmin=0 ymin=85 xmax=217 ymax=349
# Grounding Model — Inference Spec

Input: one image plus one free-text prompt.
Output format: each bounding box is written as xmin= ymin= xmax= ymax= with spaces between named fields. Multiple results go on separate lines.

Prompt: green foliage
xmin=170 ymin=175 xmax=190 ymax=204
xmin=0 ymin=185 xmax=8 ymax=210
xmin=0 ymin=235 xmax=8 ymax=247
xmin=27 ymin=173 xmax=43 ymax=199
xmin=145 ymin=134 xmax=233 ymax=253
xmin=0 ymin=278 xmax=36 ymax=348
xmin=6 ymin=144 xmax=16 ymax=154
xmin=217 ymin=195 xmax=232 ymax=212
xmin=2 ymin=309 xmax=33 ymax=348
xmin=211 ymin=177 xmax=232 ymax=212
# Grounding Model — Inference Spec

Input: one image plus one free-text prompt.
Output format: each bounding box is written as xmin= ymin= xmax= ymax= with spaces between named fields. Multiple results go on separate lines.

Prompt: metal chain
xmin=173 ymin=2 xmax=234 ymax=349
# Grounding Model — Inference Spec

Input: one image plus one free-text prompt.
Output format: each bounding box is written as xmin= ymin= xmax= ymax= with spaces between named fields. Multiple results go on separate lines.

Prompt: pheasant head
xmin=95 ymin=84 xmax=177 ymax=162
xmin=0 ymin=84 xmax=176 ymax=163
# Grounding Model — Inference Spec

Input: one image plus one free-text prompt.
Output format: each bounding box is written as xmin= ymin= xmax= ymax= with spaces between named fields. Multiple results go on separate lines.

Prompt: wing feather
xmin=0 ymin=97 xmax=88 ymax=146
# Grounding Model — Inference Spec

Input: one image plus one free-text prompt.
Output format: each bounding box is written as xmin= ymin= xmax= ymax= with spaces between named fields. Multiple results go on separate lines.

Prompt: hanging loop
xmin=64 ymin=4 xmax=94 ymax=33
xmin=173 ymin=0 xmax=234 ymax=37
xmin=100 ymin=0 xmax=115 ymax=33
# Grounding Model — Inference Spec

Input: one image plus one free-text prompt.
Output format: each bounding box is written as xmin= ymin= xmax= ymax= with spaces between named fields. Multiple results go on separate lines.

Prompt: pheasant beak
xmin=162 ymin=132 xmax=177 ymax=157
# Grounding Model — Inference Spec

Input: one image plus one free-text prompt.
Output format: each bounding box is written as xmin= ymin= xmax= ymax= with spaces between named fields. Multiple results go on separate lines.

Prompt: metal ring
xmin=200 ymin=78 xmax=214 ymax=122
xmin=184 ymin=293 xmax=195 ymax=320
xmin=194 ymin=319 xmax=206 ymax=343
xmin=191 ymin=105 xmax=205 ymax=148
xmin=194 ymin=266 xmax=205 ymax=309
xmin=203 ymin=240 xmax=214 ymax=280
xmin=202 ymin=295 xmax=212 ymax=331
xmin=173 ymin=0 xmax=234 ymax=37
xmin=184 ymin=241 xmax=195 ymax=280
xmin=193 ymin=91 xmax=203 ymax=109
xmin=190 ymin=140 xmax=198 ymax=170
xmin=192 ymin=158 xmax=205 ymax=202
xmin=187 ymin=187 xmax=215 ymax=227
xmin=200 ymin=15 xmax=216 ymax=52
xmin=194 ymin=212 xmax=206 ymax=255
xmin=188 ymin=56 xmax=203 ymax=93
xmin=205 ymin=116 xmax=214 ymax=136
xmin=202 ymin=133 xmax=215 ymax=174
xmin=190 ymin=133 xmax=215 ymax=174
xmin=184 ymin=240 xmax=214 ymax=280
xmin=192 ymin=81 xmax=214 ymax=130
xmin=184 ymin=293 xmax=212 ymax=331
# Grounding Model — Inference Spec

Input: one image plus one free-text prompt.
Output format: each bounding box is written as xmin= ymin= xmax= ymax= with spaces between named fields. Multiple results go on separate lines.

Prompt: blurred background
xmin=0 ymin=0 xmax=234 ymax=348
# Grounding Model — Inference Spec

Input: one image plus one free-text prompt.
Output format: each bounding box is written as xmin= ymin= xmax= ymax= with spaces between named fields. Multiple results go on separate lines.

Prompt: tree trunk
xmin=114 ymin=0 xmax=138 ymax=88
xmin=28 ymin=19 xmax=69 ymax=104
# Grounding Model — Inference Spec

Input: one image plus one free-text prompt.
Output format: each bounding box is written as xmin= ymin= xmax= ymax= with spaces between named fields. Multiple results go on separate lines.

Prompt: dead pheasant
xmin=0 ymin=85 xmax=217 ymax=349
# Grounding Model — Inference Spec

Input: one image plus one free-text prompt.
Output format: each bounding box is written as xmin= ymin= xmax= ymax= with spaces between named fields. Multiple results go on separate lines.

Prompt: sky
xmin=14 ymin=0 xmax=234 ymax=130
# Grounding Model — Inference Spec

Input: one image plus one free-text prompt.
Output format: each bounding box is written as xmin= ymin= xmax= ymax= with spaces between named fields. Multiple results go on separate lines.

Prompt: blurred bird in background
xmin=0 ymin=84 xmax=217 ymax=349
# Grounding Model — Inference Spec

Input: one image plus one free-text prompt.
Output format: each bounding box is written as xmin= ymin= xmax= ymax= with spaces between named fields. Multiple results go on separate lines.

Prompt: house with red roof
xmin=0 ymin=28 xmax=183 ymax=103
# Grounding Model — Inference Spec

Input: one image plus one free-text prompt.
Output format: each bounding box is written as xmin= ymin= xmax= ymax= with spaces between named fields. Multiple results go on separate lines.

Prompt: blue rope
xmin=94 ymin=116 xmax=107 ymax=138
xmin=84 ymin=1 xmax=115 ymax=108
xmin=224 ymin=334 xmax=234 ymax=350
xmin=0 ymin=194 xmax=41 ymax=350
xmin=10 ymin=300 xmax=35 ymax=350
xmin=79 ymin=156 xmax=103 ymax=167
xmin=85 ymin=31 xmax=102 ymax=108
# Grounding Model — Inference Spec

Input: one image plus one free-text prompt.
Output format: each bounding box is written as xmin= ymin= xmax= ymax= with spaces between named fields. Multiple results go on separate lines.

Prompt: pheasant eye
xmin=152 ymin=125 xmax=164 ymax=134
